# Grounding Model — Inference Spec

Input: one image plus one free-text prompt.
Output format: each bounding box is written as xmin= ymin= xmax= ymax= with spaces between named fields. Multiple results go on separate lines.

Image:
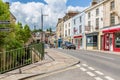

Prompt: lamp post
xmin=41 ymin=9 xmax=48 ymax=42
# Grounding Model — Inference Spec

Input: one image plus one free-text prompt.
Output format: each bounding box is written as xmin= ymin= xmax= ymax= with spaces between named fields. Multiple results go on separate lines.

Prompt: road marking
xmin=95 ymin=71 xmax=104 ymax=75
xmin=86 ymin=71 xmax=96 ymax=77
xmin=94 ymin=77 xmax=103 ymax=80
xmin=80 ymin=67 xmax=87 ymax=71
xmin=76 ymin=64 xmax=80 ymax=67
xmin=82 ymin=64 xmax=88 ymax=67
xmin=105 ymin=76 xmax=115 ymax=80
xmin=88 ymin=67 xmax=95 ymax=70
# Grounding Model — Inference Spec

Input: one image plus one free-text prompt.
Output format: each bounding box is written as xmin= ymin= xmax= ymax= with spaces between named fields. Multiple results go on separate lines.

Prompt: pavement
xmin=0 ymin=49 xmax=80 ymax=80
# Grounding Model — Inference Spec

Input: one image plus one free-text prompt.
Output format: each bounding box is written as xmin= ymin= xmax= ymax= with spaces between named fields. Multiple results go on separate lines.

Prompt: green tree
xmin=24 ymin=24 xmax=31 ymax=43
xmin=0 ymin=0 xmax=10 ymax=51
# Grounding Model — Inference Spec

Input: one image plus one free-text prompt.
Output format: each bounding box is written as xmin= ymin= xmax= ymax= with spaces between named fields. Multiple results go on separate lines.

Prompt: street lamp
xmin=41 ymin=9 xmax=48 ymax=42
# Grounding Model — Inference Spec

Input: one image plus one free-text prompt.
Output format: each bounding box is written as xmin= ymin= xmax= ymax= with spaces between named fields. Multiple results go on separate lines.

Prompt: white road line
xmin=76 ymin=64 xmax=80 ymax=67
xmin=80 ymin=67 xmax=87 ymax=71
xmin=105 ymin=76 xmax=115 ymax=80
xmin=82 ymin=64 xmax=88 ymax=67
xmin=88 ymin=67 xmax=95 ymax=70
xmin=94 ymin=77 xmax=103 ymax=80
xmin=95 ymin=71 xmax=104 ymax=75
xmin=86 ymin=71 xmax=96 ymax=77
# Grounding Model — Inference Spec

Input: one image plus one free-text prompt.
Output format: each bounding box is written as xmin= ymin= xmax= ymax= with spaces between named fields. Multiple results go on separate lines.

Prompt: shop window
xmin=80 ymin=38 xmax=82 ymax=46
xmin=115 ymin=32 xmax=120 ymax=48
xmin=87 ymin=35 xmax=97 ymax=46
xmin=87 ymin=36 xmax=93 ymax=46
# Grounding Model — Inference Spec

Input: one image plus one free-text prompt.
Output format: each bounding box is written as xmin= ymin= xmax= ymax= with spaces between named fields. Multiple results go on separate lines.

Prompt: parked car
xmin=62 ymin=41 xmax=76 ymax=49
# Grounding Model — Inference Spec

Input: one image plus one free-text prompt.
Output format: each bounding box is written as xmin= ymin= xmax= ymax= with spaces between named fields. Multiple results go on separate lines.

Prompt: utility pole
xmin=41 ymin=9 xmax=43 ymax=42
xmin=41 ymin=8 xmax=48 ymax=42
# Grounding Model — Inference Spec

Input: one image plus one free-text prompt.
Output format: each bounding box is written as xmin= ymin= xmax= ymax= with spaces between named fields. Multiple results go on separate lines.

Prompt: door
xmin=109 ymin=34 xmax=113 ymax=51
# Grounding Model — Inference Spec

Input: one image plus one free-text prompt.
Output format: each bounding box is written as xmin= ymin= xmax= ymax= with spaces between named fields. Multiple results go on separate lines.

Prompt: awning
xmin=74 ymin=35 xmax=82 ymax=38
xmin=103 ymin=27 xmax=120 ymax=33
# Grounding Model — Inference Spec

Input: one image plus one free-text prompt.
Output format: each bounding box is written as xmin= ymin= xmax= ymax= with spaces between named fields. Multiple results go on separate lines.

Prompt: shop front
xmin=74 ymin=35 xmax=82 ymax=49
xmin=86 ymin=32 xmax=98 ymax=50
xmin=102 ymin=27 xmax=120 ymax=52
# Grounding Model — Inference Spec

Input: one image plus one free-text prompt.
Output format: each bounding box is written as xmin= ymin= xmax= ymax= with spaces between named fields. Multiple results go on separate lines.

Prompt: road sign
xmin=0 ymin=20 xmax=10 ymax=24
xmin=0 ymin=28 xmax=11 ymax=32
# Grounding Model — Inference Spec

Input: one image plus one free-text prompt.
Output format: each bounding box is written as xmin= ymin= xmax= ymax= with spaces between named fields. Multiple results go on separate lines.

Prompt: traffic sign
xmin=0 ymin=28 xmax=11 ymax=32
xmin=0 ymin=20 xmax=10 ymax=24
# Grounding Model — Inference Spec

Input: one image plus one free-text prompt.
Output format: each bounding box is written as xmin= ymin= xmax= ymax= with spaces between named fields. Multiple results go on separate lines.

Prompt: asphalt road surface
xmin=55 ymin=49 xmax=120 ymax=80
xmin=26 ymin=48 xmax=120 ymax=80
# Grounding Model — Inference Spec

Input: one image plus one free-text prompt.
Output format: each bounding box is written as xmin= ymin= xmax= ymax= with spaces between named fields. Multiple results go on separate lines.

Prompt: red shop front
xmin=74 ymin=35 xmax=82 ymax=49
xmin=102 ymin=27 xmax=120 ymax=52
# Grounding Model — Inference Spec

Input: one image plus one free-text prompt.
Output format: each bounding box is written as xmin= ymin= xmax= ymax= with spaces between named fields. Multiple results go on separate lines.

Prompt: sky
xmin=3 ymin=0 xmax=91 ymax=30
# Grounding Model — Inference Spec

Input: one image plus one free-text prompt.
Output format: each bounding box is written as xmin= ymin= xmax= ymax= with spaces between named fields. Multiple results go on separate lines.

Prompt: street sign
xmin=0 ymin=28 xmax=11 ymax=32
xmin=0 ymin=20 xmax=10 ymax=24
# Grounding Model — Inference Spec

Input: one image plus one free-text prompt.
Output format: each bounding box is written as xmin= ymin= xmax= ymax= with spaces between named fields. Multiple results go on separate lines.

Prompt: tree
xmin=0 ymin=0 xmax=10 ymax=51
xmin=49 ymin=27 xmax=52 ymax=33
xmin=24 ymin=24 xmax=31 ymax=43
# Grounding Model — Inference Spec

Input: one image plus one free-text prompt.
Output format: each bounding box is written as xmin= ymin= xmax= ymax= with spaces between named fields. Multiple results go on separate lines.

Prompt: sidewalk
xmin=85 ymin=49 xmax=120 ymax=56
xmin=0 ymin=49 xmax=80 ymax=80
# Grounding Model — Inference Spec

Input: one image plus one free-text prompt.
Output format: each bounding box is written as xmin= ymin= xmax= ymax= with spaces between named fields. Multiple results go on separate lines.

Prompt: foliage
xmin=0 ymin=0 xmax=31 ymax=51
xmin=32 ymin=29 xmax=42 ymax=33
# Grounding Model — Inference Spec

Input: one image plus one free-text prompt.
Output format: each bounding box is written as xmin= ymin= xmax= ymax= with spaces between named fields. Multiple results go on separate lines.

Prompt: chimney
xmin=91 ymin=0 xmax=97 ymax=6
xmin=5 ymin=2 xmax=10 ymax=9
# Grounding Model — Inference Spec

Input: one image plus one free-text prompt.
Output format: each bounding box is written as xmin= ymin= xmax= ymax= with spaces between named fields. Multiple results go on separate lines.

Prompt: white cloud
xmin=67 ymin=6 xmax=88 ymax=12
xmin=3 ymin=0 xmax=9 ymax=2
xmin=10 ymin=0 xmax=87 ymax=30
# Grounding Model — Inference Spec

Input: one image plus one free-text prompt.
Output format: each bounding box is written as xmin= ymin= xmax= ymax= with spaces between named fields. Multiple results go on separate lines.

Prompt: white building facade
xmin=72 ymin=12 xmax=85 ymax=49
xmin=84 ymin=1 xmax=104 ymax=50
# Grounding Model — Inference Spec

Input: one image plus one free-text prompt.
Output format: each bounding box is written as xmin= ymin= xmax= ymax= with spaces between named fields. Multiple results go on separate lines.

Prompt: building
xmin=84 ymin=0 xmax=104 ymax=50
xmin=56 ymin=18 xmax=64 ymax=41
xmin=102 ymin=0 xmax=120 ymax=52
xmin=5 ymin=2 xmax=16 ymax=23
xmin=10 ymin=12 xmax=16 ymax=23
xmin=56 ymin=11 xmax=79 ymax=47
xmin=64 ymin=18 xmax=73 ymax=42
xmin=72 ymin=12 xmax=85 ymax=49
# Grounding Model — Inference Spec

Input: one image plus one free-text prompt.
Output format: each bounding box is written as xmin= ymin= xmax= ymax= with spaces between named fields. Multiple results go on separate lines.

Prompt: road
xmin=55 ymin=49 xmax=120 ymax=80
xmin=27 ymin=49 xmax=120 ymax=80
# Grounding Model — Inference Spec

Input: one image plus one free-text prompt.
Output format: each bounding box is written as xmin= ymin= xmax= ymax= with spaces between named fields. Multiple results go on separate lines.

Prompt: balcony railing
xmin=0 ymin=43 xmax=44 ymax=74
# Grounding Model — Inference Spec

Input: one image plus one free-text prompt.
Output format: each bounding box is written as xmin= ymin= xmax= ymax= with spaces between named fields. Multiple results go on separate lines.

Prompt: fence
xmin=0 ymin=43 xmax=44 ymax=74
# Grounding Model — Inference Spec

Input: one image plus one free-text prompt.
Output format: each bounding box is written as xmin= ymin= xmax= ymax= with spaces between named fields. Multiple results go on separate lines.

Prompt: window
xmin=88 ymin=21 xmax=91 ymax=31
xmin=88 ymin=12 xmax=91 ymax=19
xmin=80 ymin=16 xmax=82 ymax=23
xmin=65 ymin=24 xmax=67 ymax=29
xmin=96 ymin=8 xmax=99 ymax=16
xmin=96 ymin=18 xmax=99 ymax=29
xmin=79 ymin=25 xmax=82 ymax=33
xmin=110 ymin=13 xmax=115 ymax=25
xmin=80 ymin=38 xmax=82 ymax=46
xmin=88 ymin=21 xmax=91 ymax=27
xmin=74 ymin=19 xmax=76 ymax=25
xmin=87 ymin=35 xmax=97 ymax=46
xmin=65 ymin=30 xmax=67 ymax=37
xmin=68 ymin=29 xmax=70 ymax=36
xmin=115 ymin=32 xmax=120 ymax=48
xmin=68 ymin=23 xmax=70 ymax=27
xmin=110 ymin=1 xmax=115 ymax=10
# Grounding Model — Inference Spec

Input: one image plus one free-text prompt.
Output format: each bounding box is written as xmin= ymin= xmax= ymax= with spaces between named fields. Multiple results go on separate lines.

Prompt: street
xmin=26 ymin=49 xmax=120 ymax=80
xmin=55 ymin=49 xmax=120 ymax=80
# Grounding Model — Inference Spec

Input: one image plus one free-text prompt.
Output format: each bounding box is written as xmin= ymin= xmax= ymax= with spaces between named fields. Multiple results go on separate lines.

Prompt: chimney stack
xmin=91 ymin=0 xmax=97 ymax=6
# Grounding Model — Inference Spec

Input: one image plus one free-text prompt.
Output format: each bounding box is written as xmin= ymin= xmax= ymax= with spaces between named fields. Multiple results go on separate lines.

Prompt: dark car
xmin=62 ymin=41 xmax=76 ymax=49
